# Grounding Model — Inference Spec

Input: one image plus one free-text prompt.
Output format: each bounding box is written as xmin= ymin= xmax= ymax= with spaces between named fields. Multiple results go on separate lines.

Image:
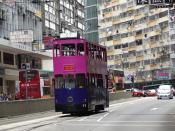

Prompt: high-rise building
xmin=43 ymin=0 xmax=85 ymax=37
xmin=98 ymin=0 xmax=175 ymax=87
xmin=85 ymin=0 xmax=99 ymax=43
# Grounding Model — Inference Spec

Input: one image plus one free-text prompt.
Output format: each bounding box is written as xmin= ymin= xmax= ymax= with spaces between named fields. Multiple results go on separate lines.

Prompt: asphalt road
xmin=0 ymin=97 xmax=175 ymax=131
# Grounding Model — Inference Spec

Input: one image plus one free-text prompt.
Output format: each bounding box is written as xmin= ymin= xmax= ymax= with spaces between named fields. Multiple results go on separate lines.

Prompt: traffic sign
xmin=21 ymin=63 xmax=30 ymax=70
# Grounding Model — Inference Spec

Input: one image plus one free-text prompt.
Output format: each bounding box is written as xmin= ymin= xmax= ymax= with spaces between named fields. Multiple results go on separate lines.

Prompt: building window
xmin=3 ymin=52 xmax=14 ymax=65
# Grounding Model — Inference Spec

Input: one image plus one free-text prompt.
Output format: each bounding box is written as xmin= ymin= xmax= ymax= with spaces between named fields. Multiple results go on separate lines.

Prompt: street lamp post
xmin=122 ymin=51 xmax=128 ymax=89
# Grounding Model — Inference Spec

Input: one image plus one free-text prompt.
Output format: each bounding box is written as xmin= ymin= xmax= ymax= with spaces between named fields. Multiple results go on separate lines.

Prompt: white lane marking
xmin=0 ymin=97 xmax=153 ymax=130
xmin=86 ymin=120 xmax=174 ymax=123
xmin=97 ymin=113 xmax=110 ymax=122
xmin=0 ymin=114 xmax=63 ymax=130
xmin=151 ymin=108 xmax=158 ymax=111
xmin=78 ymin=117 xmax=88 ymax=121
xmin=109 ymin=97 xmax=151 ymax=108
xmin=61 ymin=123 xmax=175 ymax=127
xmin=109 ymin=97 xmax=152 ymax=112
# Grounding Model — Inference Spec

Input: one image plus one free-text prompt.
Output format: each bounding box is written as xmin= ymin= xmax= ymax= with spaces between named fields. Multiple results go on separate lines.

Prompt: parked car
xmin=125 ymin=88 xmax=133 ymax=92
xmin=144 ymin=89 xmax=157 ymax=96
xmin=172 ymin=87 xmax=175 ymax=96
xmin=157 ymin=85 xmax=174 ymax=99
xmin=132 ymin=88 xmax=144 ymax=97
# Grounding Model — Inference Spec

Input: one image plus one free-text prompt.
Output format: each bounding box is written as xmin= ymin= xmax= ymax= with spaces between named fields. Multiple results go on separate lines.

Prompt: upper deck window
xmin=77 ymin=43 xmax=85 ymax=56
xmin=62 ymin=44 xmax=76 ymax=56
xmin=54 ymin=45 xmax=60 ymax=57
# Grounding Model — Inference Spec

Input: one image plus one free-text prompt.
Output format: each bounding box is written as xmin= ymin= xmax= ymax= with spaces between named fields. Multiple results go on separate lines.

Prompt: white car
xmin=157 ymin=85 xmax=174 ymax=99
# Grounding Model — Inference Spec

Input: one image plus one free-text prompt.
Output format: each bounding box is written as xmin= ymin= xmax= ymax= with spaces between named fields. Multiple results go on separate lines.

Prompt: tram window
xmin=86 ymin=43 xmax=89 ymax=55
xmin=65 ymin=75 xmax=75 ymax=89
xmin=62 ymin=44 xmax=76 ymax=56
xmin=55 ymin=75 xmax=64 ymax=88
xmin=91 ymin=45 xmax=95 ymax=59
xmin=54 ymin=45 xmax=60 ymax=57
xmin=76 ymin=74 xmax=85 ymax=88
xmin=94 ymin=46 xmax=98 ymax=59
xmin=91 ymin=75 xmax=95 ymax=88
xmin=77 ymin=43 xmax=85 ymax=56
xmin=97 ymin=79 xmax=103 ymax=88
xmin=96 ymin=47 xmax=101 ymax=60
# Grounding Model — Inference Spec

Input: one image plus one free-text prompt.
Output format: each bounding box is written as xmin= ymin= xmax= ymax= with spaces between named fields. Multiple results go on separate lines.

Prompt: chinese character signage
xmin=136 ymin=0 xmax=174 ymax=5
xmin=136 ymin=0 xmax=149 ymax=5
xmin=151 ymin=0 xmax=173 ymax=4
xmin=156 ymin=71 xmax=170 ymax=80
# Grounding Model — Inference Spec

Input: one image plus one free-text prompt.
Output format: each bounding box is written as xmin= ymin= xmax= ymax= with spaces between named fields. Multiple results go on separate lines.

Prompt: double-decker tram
xmin=19 ymin=69 xmax=41 ymax=99
xmin=53 ymin=35 xmax=109 ymax=114
xmin=19 ymin=69 xmax=52 ymax=99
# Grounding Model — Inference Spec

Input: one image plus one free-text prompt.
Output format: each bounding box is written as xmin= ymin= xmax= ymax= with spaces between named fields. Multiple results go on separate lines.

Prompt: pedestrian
xmin=3 ymin=93 xmax=8 ymax=101
xmin=0 ymin=92 xmax=3 ymax=101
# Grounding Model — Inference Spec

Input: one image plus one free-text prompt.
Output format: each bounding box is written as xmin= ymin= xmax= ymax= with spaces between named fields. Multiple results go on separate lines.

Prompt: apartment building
xmin=85 ymin=0 xmax=99 ymax=43
xmin=44 ymin=0 xmax=85 ymax=36
xmin=98 ymin=0 xmax=175 ymax=86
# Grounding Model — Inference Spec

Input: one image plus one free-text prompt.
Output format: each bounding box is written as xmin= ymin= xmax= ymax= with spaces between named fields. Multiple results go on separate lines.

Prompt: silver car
xmin=157 ymin=85 xmax=173 ymax=99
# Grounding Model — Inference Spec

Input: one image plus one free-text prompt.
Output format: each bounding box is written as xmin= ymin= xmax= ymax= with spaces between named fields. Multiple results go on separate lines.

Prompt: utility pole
xmin=21 ymin=63 xmax=30 ymax=99
xmin=25 ymin=69 xmax=28 ymax=99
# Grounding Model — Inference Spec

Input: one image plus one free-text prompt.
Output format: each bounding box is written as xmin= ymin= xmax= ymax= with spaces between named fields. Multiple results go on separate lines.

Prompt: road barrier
xmin=0 ymin=91 xmax=132 ymax=118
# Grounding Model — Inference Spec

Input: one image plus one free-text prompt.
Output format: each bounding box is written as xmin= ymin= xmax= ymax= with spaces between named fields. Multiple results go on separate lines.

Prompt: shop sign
xmin=10 ymin=30 xmax=33 ymax=43
xmin=156 ymin=71 xmax=169 ymax=80
xmin=5 ymin=69 xmax=18 ymax=76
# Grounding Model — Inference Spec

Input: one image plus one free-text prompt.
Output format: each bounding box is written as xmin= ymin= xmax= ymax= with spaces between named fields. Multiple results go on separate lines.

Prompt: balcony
xmin=150 ymin=64 xmax=158 ymax=70
xmin=148 ymin=30 xmax=160 ymax=37
xmin=112 ymin=19 xmax=121 ymax=25
xmin=158 ymin=16 xmax=168 ymax=24
xmin=149 ymin=42 xmax=158 ymax=48
xmin=136 ymin=45 xmax=143 ymax=51
xmin=148 ymin=20 xmax=157 ymax=27
xmin=103 ymin=12 xmax=112 ymax=18
xmin=107 ymin=50 xmax=115 ymax=56
xmin=135 ymin=34 xmax=143 ymax=40
xmin=128 ymin=46 xmax=136 ymax=52
xmin=121 ymin=36 xmax=135 ymax=43
xmin=134 ymin=14 xmax=145 ymax=21
xmin=113 ymin=40 xmax=121 ymax=45
xmin=136 ymin=55 xmax=144 ymax=61
xmin=114 ymin=59 xmax=122 ymax=65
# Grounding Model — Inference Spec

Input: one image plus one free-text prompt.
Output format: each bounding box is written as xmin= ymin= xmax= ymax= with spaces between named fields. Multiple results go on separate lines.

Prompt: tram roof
xmin=53 ymin=38 xmax=106 ymax=49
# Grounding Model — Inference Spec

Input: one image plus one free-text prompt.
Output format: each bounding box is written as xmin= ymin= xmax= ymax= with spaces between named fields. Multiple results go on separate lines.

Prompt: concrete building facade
xmin=43 ymin=0 xmax=85 ymax=37
xmin=98 ymin=0 xmax=175 ymax=86
xmin=85 ymin=0 xmax=99 ymax=43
